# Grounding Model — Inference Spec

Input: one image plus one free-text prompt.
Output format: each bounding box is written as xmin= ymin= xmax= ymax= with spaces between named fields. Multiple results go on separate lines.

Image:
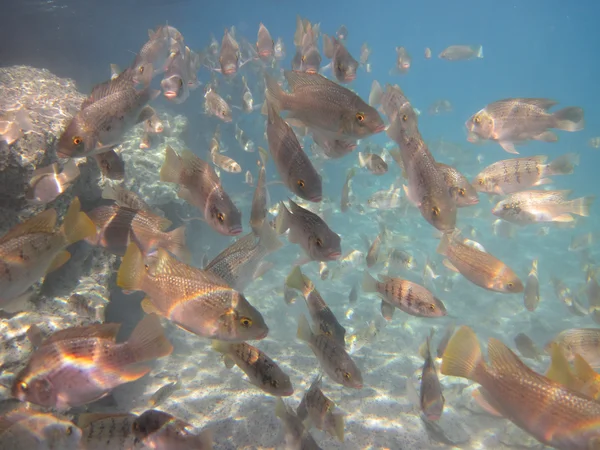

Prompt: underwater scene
xmin=1 ymin=0 xmax=600 ymax=448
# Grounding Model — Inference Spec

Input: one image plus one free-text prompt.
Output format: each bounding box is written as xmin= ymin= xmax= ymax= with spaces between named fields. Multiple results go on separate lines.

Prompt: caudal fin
xmin=296 ymin=314 xmax=313 ymax=343
xmin=166 ymin=225 xmax=190 ymax=263
xmin=127 ymin=313 xmax=173 ymax=363
xmin=568 ymin=195 xmax=595 ymax=217
xmin=160 ymin=145 xmax=183 ymax=183
xmin=361 ymin=271 xmax=377 ymax=293
xmin=553 ymin=107 xmax=585 ymax=132
xmin=548 ymin=152 xmax=579 ymax=175
xmin=264 ymin=73 xmax=287 ymax=112
xmin=117 ymin=242 xmax=146 ymax=292
xmin=440 ymin=326 xmax=485 ymax=383
xmin=61 ymin=197 xmax=96 ymax=245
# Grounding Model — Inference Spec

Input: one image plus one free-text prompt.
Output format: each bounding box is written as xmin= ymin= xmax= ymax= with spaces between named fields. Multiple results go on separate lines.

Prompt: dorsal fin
xmin=43 ymin=323 xmax=121 ymax=345
xmin=0 ymin=209 xmax=57 ymax=244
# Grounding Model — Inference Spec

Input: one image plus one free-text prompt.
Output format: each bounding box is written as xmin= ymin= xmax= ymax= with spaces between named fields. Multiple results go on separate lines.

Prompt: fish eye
xmin=270 ymin=379 xmax=279 ymax=387
xmin=402 ymin=114 xmax=408 ymax=121
xmin=474 ymin=115 xmax=481 ymax=124
xmin=217 ymin=212 xmax=225 ymax=222
xmin=507 ymin=282 xmax=515 ymax=290
xmin=301 ymin=55 xmax=306 ymax=62
xmin=66 ymin=426 xmax=73 ymax=436
xmin=240 ymin=317 xmax=252 ymax=327
xmin=315 ymin=238 xmax=323 ymax=247
xmin=18 ymin=381 xmax=28 ymax=392
xmin=458 ymin=188 xmax=466 ymax=197
xmin=431 ymin=206 xmax=440 ymax=217
xmin=343 ymin=372 xmax=352 ymax=380
xmin=428 ymin=304 xmax=436 ymax=311
xmin=72 ymin=136 xmax=82 ymax=145
xmin=355 ymin=112 xmax=365 ymax=122
xmin=139 ymin=66 xmax=144 ymax=73
xmin=502 ymin=203 xmax=510 ymax=210
xmin=477 ymin=178 xmax=484 ymax=185
xmin=297 ymin=179 xmax=305 ymax=188
xmin=178 ymin=78 xmax=183 ymax=88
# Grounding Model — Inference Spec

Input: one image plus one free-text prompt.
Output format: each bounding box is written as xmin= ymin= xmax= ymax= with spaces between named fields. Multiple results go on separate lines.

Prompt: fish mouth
xmin=139 ymin=143 xmax=150 ymax=149
xmin=222 ymin=66 xmax=237 ymax=76
xmin=281 ymin=388 xmax=294 ymax=396
xmin=229 ymin=225 xmax=243 ymax=235
xmin=259 ymin=51 xmax=272 ymax=58
xmin=155 ymin=126 xmax=164 ymax=133
xmin=309 ymin=194 xmax=323 ymax=203
xmin=256 ymin=328 xmax=269 ymax=340
xmin=305 ymin=68 xmax=318 ymax=74
xmin=373 ymin=124 xmax=387 ymax=133
xmin=164 ymin=91 xmax=178 ymax=99
xmin=344 ymin=73 xmax=357 ymax=82
xmin=327 ymin=251 xmax=342 ymax=260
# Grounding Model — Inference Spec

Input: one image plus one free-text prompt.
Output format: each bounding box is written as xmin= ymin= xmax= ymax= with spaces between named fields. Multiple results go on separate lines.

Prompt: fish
xmin=292 ymin=18 xmax=322 ymax=74
xmin=524 ymin=259 xmax=540 ymax=311
xmin=348 ymin=283 xmax=358 ymax=305
xmin=296 ymin=375 xmax=345 ymax=442
xmin=256 ymin=23 xmax=274 ymax=60
xmin=296 ymin=315 xmax=363 ymax=388
xmin=319 ymin=261 xmax=329 ymax=280
xmin=420 ymin=329 xmax=445 ymax=421
xmin=424 ymin=47 xmax=432 ymax=59
xmin=235 ymin=123 xmax=255 ymax=152
xmin=92 ymin=149 xmax=125 ymax=180
xmin=466 ymin=98 xmax=585 ymax=154
xmin=0 ymin=106 xmax=34 ymax=145
xmin=442 ymin=326 xmax=600 ymax=449
xmin=161 ymin=49 xmax=190 ymax=104
xmin=358 ymin=152 xmax=388 ymax=175
xmin=211 ymin=147 xmax=241 ymax=173
xmin=362 ymin=272 xmax=447 ymax=318
xmin=245 ymin=170 xmax=254 ymax=185
xmin=274 ymin=37 xmax=286 ymax=60
xmin=264 ymin=71 xmax=385 ymax=139
xmin=0 ymin=409 xmax=82 ymax=450
xmin=160 ymin=146 xmax=242 ymax=235
xmin=360 ymin=42 xmax=371 ymax=70
xmin=439 ymin=45 xmax=483 ymax=61
xmin=0 ymin=197 xmax=96 ymax=305
xmin=204 ymin=86 xmax=233 ymax=122
xmin=285 ymin=266 xmax=346 ymax=346
xmin=473 ymin=153 xmax=579 ymax=195
xmin=219 ymin=28 xmax=241 ymax=76
xmin=340 ymin=168 xmax=356 ymax=212
xmin=346 ymin=319 xmax=384 ymax=354
xmin=437 ymin=232 xmax=523 ymax=293
xmin=492 ymin=218 xmax=516 ymax=239
xmin=381 ymin=84 xmax=457 ymax=231
xmin=101 ymin=184 xmax=154 ymax=213
xmin=436 ymin=323 xmax=455 ymax=358
xmin=240 ymin=75 xmax=254 ymax=112
xmin=367 ymin=185 xmax=404 ymax=210
xmin=148 ymin=379 xmax=181 ymax=407
xmin=57 ymin=69 xmax=159 ymax=157
xmin=322 ymin=34 xmax=359 ymax=83
xmin=12 ymin=314 xmax=172 ymax=409
xmin=117 ymin=243 xmax=268 ymax=341
xmin=569 ymin=232 xmax=599 ymax=252
xmin=514 ymin=332 xmax=543 ymax=361
xmin=26 ymin=159 xmax=80 ymax=204
xmin=312 ymin=130 xmax=357 ymax=159
xmin=78 ymin=412 xmax=138 ymax=450
xmin=204 ymin=223 xmax=282 ymax=292
xmin=545 ymin=343 xmax=600 ymax=402
xmin=393 ymin=46 xmax=411 ymax=73
xmin=587 ymin=274 xmax=600 ymax=324
xmin=212 ymin=340 xmax=293 ymax=396
xmin=250 ymin=162 xmax=269 ymax=234
xmin=85 ymin=204 xmax=188 ymax=260
xmin=275 ymin=398 xmax=322 ymax=450
xmin=366 ymin=230 xmax=386 ymax=268
xmin=275 ymin=199 xmax=342 ymax=262
xmin=492 ymin=190 xmax=595 ymax=225
xmin=436 ymin=163 xmax=479 ymax=207
xmin=545 ymin=328 xmax=600 ymax=368
xmin=589 ymin=137 xmax=600 ymax=149
xmin=265 ymin=100 xmax=322 ymax=202
xmin=387 ymin=248 xmax=417 ymax=273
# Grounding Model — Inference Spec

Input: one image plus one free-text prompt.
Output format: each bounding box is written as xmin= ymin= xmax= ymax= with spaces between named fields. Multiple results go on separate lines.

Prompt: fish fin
xmin=285 ymin=266 xmax=310 ymax=294
xmin=533 ymin=130 xmax=558 ymax=142
xmin=275 ymin=397 xmax=288 ymax=419
xmin=264 ymin=73 xmax=286 ymax=112
xmin=361 ymin=271 xmax=377 ymax=293
xmin=436 ymin=233 xmax=451 ymax=256
xmin=322 ymin=34 xmax=335 ymax=59
xmin=548 ymin=152 xmax=579 ymax=175
xmin=258 ymin=147 xmax=269 ymax=166
xmin=551 ymin=213 xmax=574 ymax=223
xmin=471 ymin=387 xmax=503 ymax=417
xmin=117 ymin=243 xmax=146 ymax=292
xmin=553 ymin=106 xmax=585 ymax=132
xmin=357 ymin=152 xmax=366 ymax=167
xmin=368 ymin=80 xmax=383 ymax=107
xmin=332 ymin=412 xmax=345 ymax=442
xmin=442 ymin=259 xmax=459 ymax=273
xmin=402 ymin=184 xmax=419 ymax=206
xmin=284 ymin=70 xmax=330 ymax=92
xmin=211 ymin=340 xmax=234 ymax=369
xmin=256 ymin=220 xmax=283 ymax=253
xmin=180 ymin=149 xmax=219 ymax=182
xmin=26 ymin=324 xmax=44 ymax=348
xmin=136 ymin=105 xmax=156 ymax=124
xmin=126 ymin=313 xmax=173 ymax=363
xmin=61 ymin=197 xmax=96 ymax=245
xmin=274 ymin=201 xmax=291 ymax=234
xmin=45 ymin=323 xmax=120 ymax=345
xmin=487 ymin=337 xmax=529 ymax=374
xmin=498 ymin=141 xmax=519 ymax=154
xmin=475 ymin=45 xmax=483 ymax=58
xmin=109 ymin=64 xmax=121 ymax=80
xmin=46 ymin=250 xmax=71 ymax=273
xmin=0 ymin=209 xmax=57 ymax=245
xmin=545 ymin=343 xmax=578 ymax=388
xmin=296 ymin=314 xmax=313 ymax=342
xmin=440 ymin=326 xmax=485 ymax=383
xmin=380 ymin=300 xmax=394 ymax=320
xmin=177 ymin=187 xmax=194 ymax=204
xmin=160 ymin=145 xmax=182 ymax=183
xmin=141 ymin=297 xmax=160 ymax=315
xmin=573 ymin=353 xmax=598 ymax=383
xmin=166 ymin=226 xmax=190 ymax=263
xmin=533 ymin=177 xmax=552 ymax=186
xmin=567 ymin=196 xmax=595 ymax=217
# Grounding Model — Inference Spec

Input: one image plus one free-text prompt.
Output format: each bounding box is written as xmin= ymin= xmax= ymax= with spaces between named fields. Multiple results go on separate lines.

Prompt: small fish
xmin=144 ymin=108 xmax=164 ymax=134
xmin=323 ymin=34 xmax=359 ymax=83
xmin=394 ymin=46 xmax=411 ymax=73
xmin=358 ymin=152 xmax=388 ymax=175
xmin=363 ymin=272 xmax=447 ymax=318
xmin=569 ymin=232 xmax=599 ymax=252
xmin=546 ymin=328 xmax=600 ymax=368
xmin=256 ymin=23 xmax=275 ymax=60
xmin=204 ymin=86 xmax=232 ymax=122
xmin=514 ymin=333 xmax=543 ymax=361
xmin=219 ymin=28 xmax=241 ymax=76
xmin=13 ymin=314 xmax=172 ymax=409
xmin=492 ymin=190 xmax=594 ymax=225
xmin=348 ymin=283 xmax=358 ymax=305
xmin=93 ymin=149 xmax=126 ymax=181
xmin=285 ymin=266 xmax=346 ymax=346
xmin=420 ymin=329 xmax=445 ymax=421
xmin=366 ymin=231 xmax=386 ymax=268
xmin=235 ymin=123 xmax=255 ymax=152
xmin=442 ymin=326 xmax=600 ymax=449
xmin=275 ymin=199 xmax=342 ymax=261
xmin=240 ymin=76 xmax=254 ymax=113
xmin=292 ymin=18 xmax=322 ymax=74
xmin=588 ymin=137 xmax=600 ymax=149
xmin=118 ymin=243 xmax=268 ymax=341
xmin=524 ymin=259 xmax=540 ymax=311
xmin=0 ymin=197 xmax=95 ymax=305
xmin=245 ymin=170 xmax=254 ymax=186
xmin=437 ymin=232 xmax=523 ymax=293
xmin=250 ymin=162 xmax=269 ymax=234
xmin=492 ymin=218 xmax=516 ymax=239
xmin=474 ymin=153 xmax=579 ymax=195
xmin=26 ymin=159 xmax=80 ymax=204
xmin=436 ymin=163 xmax=479 ymax=207
xmin=0 ymin=106 xmax=34 ymax=145
xmin=297 ymin=375 xmax=345 ymax=441
xmin=264 ymin=71 xmax=385 ymax=139
xmin=387 ymin=248 xmax=416 ymax=273
xmin=340 ymin=168 xmax=356 ymax=213
xmin=102 ymin=184 xmax=154 ymax=213
xmin=274 ymin=37 xmax=286 ymax=60
xmin=346 ymin=319 xmax=384 ymax=354
xmin=586 ymin=273 xmax=600 ymax=324
xmin=360 ymin=43 xmax=371 ymax=69
xmin=211 ymin=147 xmax=241 ymax=173
xmin=436 ymin=323 xmax=455 ymax=358
xmin=367 ymin=185 xmax=404 ymax=210
xmin=466 ymin=98 xmax=585 ymax=154
xmin=297 ymin=315 xmax=363 ymax=388
xmin=86 ymin=204 xmax=188 ymax=260
xmin=424 ymin=47 xmax=432 ymax=59
xmin=319 ymin=261 xmax=330 ymax=280
xmin=148 ymin=379 xmax=181 ymax=407
xmin=439 ymin=45 xmax=483 ymax=61
xmin=275 ymin=398 xmax=321 ymax=450
xmin=312 ymin=130 xmax=357 ymax=159
xmin=160 ymin=146 xmax=242 ymax=235
xmin=212 ymin=340 xmax=293 ymax=396
xmin=265 ymin=100 xmax=322 ymax=202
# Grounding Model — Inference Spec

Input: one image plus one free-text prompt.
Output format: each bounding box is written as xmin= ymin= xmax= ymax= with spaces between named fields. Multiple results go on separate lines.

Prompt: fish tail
xmin=361 ymin=271 xmax=377 ymax=293
xmin=358 ymin=152 xmax=366 ymax=167
xmin=440 ymin=326 xmax=486 ymax=383
xmin=573 ymin=354 xmax=597 ymax=386
xmin=275 ymin=397 xmax=288 ymax=419
xmin=256 ymin=220 xmax=283 ymax=253
xmin=368 ymin=80 xmax=383 ymax=107
xmin=285 ymin=266 xmax=311 ymax=295
xmin=567 ymin=195 xmax=595 ymax=217
xmin=332 ymin=413 xmax=345 ymax=442
xmin=553 ymin=106 xmax=585 ymax=132
xmin=61 ymin=197 xmax=96 ymax=245
xmin=545 ymin=342 xmax=579 ymax=388
xmin=159 ymin=145 xmax=182 ymax=183
xmin=436 ymin=232 xmax=451 ymax=256
xmin=166 ymin=226 xmax=190 ymax=263
xmin=475 ymin=45 xmax=484 ymax=58
xmin=322 ymin=34 xmax=335 ymax=59
xmin=117 ymin=243 xmax=146 ymax=292
xmin=296 ymin=314 xmax=313 ymax=342
xmin=126 ymin=313 xmax=173 ymax=363
xmin=548 ymin=152 xmax=579 ymax=175
xmin=211 ymin=340 xmax=236 ymax=369
xmin=274 ymin=201 xmax=291 ymax=234
xmin=264 ymin=73 xmax=286 ymax=112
